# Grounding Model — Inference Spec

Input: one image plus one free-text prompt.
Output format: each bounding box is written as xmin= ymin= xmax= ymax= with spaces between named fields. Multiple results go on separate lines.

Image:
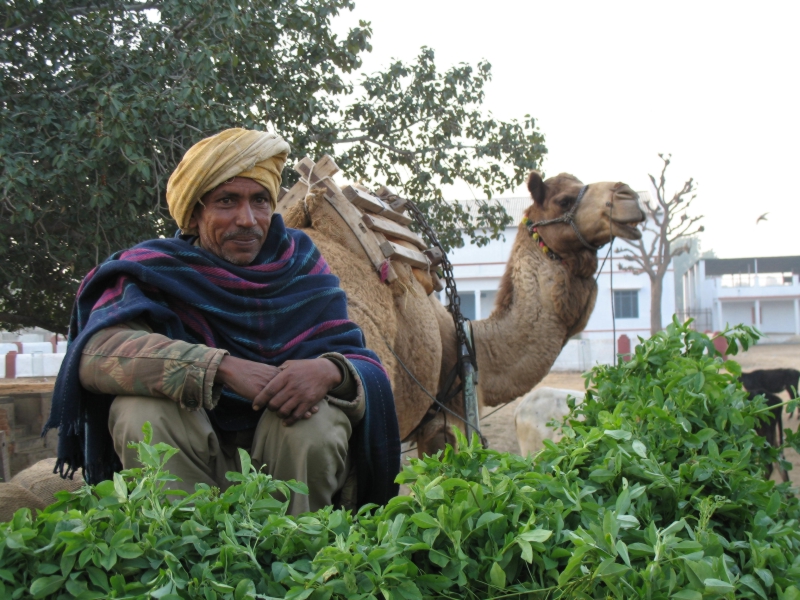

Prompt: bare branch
xmin=668 ymin=216 xmax=705 ymax=240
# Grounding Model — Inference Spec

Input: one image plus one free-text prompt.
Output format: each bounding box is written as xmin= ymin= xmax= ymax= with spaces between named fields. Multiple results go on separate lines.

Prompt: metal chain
xmin=401 ymin=199 xmax=475 ymax=364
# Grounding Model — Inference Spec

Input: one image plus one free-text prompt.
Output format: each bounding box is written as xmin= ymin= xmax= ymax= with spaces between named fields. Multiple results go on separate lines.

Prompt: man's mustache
xmin=222 ymin=227 xmax=264 ymax=242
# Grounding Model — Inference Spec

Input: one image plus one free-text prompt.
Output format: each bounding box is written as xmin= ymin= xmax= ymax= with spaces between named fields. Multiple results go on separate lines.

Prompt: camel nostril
xmin=614 ymin=191 xmax=637 ymax=202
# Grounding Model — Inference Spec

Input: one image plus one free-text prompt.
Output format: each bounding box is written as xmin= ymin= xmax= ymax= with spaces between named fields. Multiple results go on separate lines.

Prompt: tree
xmin=0 ymin=0 xmax=545 ymax=333
xmin=616 ymin=154 xmax=703 ymax=335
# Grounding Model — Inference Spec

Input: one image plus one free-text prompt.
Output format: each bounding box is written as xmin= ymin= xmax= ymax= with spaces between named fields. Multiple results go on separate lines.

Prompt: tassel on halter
xmin=379 ymin=260 xmax=392 ymax=283
xmin=521 ymin=217 xmax=562 ymax=262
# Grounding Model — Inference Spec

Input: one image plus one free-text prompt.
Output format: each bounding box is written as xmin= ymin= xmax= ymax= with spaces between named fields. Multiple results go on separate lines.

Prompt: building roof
xmin=703 ymin=256 xmax=800 ymax=276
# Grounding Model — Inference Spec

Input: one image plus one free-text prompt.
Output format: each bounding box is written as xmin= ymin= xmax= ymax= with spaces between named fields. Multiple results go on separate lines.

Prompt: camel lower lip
xmin=611 ymin=222 xmax=643 ymax=238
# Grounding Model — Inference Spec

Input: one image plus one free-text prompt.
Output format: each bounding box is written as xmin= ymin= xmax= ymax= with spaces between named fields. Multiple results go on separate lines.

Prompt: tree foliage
xmin=0 ymin=0 xmax=546 ymax=333
xmin=617 ymin=154 xmax=704 ymax=335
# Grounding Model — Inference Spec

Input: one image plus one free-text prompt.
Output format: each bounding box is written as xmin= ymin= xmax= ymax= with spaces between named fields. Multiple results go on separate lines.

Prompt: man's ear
xmin=527 ymin=171 xmax=546 ymax=205
xmin=187 ymin=201 xmax=204 ymax=232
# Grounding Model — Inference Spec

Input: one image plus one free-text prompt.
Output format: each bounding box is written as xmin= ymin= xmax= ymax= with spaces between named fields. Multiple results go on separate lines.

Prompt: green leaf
xmin=238 ymin=449 xmax=252 ymax=475
xmin=755 ymin=568 xmax=774 ymax=588
xmin=517 ymin=538 xmax=533 ymax=563
xmin=632 ymin=440 xmax=647 ymax=458
xmin=475 ymin=512 xmax=503 ymax=529
xmin=615 ymin=540 xmax=631 ymax=567
xmin=410 ymin=513 xmax=439 ymax=529
xmin=210 ymin=581 xmax=235 ymax=593
xmin=597 ymin=560 xmax=628 ymax=578
xmin=110 ymin=529 xmax=134 ymax=546
xmin=704 ymin=578 xmax=734 ymax=594
xmin=94 ymin=480 xmax=116 ymax=498
xmin=116 ymin=544 xmax=144 ymax=559
xmin=234 ymin=578 xmax=256 ymax=600
xmin=284 ymin=588 xmax=314 ymax=600
xmin=518 ymin=529 xmax=552 ymax=543
xmin=604 ymin=429 xmax=632 ymax=440
xmin=30 ymin=576 xmax=66 ymax=599
xmin=424 ymin=484 xmax=444 ymax=500
xmin=113 ymin=472 xmax=128 ymax=500
xmin=670 ymin=591 xmax=702 ymax=600
xmin=766 ymin=491 xmax=781 ymax=517
xmin=142 ymin=421 xmax=153 ymax=445
xmin=739 ymin=574 xmax=767 ymax=600
xmin=489 ymin=562 xmax=506 ymax=590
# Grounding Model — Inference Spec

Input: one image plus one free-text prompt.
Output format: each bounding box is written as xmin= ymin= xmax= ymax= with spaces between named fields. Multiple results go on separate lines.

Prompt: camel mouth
xmin=610 ymin=220 xmax=643 ymax=240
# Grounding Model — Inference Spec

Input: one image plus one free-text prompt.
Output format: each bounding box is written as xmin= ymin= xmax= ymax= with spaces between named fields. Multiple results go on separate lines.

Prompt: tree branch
xmin=332 ymin=135 xmax=485 ymax=157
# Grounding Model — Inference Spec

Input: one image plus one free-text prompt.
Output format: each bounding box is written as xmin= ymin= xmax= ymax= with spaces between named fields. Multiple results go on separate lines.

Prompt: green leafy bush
xmin=1 ymin=321 xmax=799 ymax=599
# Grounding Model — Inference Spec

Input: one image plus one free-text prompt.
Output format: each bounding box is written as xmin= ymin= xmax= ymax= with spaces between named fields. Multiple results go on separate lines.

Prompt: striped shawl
xmin=45 ymin=215 xmax=400 ymax=507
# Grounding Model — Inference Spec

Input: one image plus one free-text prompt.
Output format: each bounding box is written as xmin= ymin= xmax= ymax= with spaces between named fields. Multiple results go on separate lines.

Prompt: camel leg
xmin=413 ymin=409 xmax=465 ymax=457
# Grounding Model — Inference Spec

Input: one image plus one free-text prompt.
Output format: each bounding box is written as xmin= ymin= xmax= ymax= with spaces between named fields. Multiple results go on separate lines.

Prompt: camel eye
xmin=557 ymin=197 xmax=574 ymax=208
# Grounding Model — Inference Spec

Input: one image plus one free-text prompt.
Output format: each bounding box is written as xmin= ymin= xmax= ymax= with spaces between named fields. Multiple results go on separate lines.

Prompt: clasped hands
xmin=215 ymin=355 xmax=342 ymax=426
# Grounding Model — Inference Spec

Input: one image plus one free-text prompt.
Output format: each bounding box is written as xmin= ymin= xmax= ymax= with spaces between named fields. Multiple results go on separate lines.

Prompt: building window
xmin=480 ymin=290 xmax=497 ymax=319
xmin=614 ymin=290 xmax=639 ymax=319
xmin=459 ymin=292 xmax=476 ymax=320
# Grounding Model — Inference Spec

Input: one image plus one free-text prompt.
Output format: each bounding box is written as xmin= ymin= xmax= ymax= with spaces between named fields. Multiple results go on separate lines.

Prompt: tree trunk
xmin=650 ymin=275 xmax=663 ymax=336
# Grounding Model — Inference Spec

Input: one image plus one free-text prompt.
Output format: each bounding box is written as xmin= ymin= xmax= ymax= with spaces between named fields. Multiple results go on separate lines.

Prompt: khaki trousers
xmin=108 ymin=396 xmax=351 ymax=515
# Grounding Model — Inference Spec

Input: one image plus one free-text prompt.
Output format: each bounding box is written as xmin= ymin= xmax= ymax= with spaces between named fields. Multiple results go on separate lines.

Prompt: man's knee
xmin=287 ymin=402 xmax=350 ymax=459
xmin=253 ymin=400 xmax=351 ymax=469
xmin=109 ymin=395 xmax=180 ymax=442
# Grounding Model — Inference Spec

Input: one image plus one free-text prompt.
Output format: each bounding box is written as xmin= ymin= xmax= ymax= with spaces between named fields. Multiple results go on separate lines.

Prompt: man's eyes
xmin=215 ymin=196 xmax=269 ymax=205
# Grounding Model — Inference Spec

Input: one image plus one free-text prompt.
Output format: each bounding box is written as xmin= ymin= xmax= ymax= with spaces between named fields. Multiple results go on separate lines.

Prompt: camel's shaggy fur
xmin=284 ymin=172 xmax=645 ymax=455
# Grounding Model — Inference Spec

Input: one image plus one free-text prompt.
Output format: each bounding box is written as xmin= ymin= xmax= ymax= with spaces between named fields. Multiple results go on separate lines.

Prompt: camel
xmin=281 ymin=171 xmax=646 ymax=455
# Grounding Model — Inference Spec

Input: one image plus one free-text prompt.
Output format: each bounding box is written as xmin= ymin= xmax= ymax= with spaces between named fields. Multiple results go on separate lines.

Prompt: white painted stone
xmin=514 ymin=387 xmax=586 ymax=456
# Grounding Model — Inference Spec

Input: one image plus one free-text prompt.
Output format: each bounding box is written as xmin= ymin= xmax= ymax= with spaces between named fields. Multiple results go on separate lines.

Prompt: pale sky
xmin=333 ymin=1 xmax=800 ymax=259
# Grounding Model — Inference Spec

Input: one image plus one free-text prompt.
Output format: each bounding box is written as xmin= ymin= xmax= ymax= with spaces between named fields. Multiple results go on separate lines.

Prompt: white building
xmin=441 ymin=196 xmax=675 ymax=367
xmin=683 ymin=256 xmax=800 ymax=337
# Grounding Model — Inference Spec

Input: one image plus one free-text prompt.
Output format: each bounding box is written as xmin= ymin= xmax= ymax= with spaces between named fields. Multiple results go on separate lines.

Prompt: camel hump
xmin=275 ymin=157 xmax=442 ymax=292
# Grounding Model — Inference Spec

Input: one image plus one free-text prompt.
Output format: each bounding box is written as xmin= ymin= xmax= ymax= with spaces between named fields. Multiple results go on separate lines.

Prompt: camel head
xmin=524 ymin=172 xmax=646 ymax=261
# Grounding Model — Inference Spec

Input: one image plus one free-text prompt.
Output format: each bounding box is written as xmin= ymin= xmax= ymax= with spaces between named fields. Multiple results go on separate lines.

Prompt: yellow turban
xmin=166 ymin=128 xmax=291 ymax=233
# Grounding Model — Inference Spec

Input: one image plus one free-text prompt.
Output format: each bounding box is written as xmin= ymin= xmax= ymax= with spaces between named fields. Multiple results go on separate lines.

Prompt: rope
xmin=595 ymin=244 xmax=613 ymax=285
xmin=528 ymin=186 xmax=600 ymax=251
xmin=300 ymin=161 xmax=316 ymax=222
xmin=480 ymin=401 xmax=514 ymax=421
xmin=382 ymin=336 xmax=477 ymax=431
xmin=609 ymin=200 xmax=616 ymax=362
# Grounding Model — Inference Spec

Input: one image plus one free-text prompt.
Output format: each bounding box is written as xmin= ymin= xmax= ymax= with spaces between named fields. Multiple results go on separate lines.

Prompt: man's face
xmin=188 ymin=177 xmax=273 ymax=265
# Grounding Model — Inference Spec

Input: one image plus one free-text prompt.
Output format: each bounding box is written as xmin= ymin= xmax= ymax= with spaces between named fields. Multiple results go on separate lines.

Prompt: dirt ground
xmin=472 ymin=343 xmax=800 ymax=488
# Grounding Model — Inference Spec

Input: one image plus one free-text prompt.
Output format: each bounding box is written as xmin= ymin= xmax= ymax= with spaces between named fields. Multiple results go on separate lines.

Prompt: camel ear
xmin=527 ymin=171 xmax=546 ymax=205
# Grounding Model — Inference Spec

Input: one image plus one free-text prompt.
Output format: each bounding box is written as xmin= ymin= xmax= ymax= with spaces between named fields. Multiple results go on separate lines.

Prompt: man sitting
xmin=46 ymin=128 xmax=400 ymax=514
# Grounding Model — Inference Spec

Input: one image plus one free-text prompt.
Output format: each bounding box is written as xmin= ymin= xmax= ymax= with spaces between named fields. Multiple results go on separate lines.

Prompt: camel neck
xmin=471 ymin=225 xmax=598 ymax=407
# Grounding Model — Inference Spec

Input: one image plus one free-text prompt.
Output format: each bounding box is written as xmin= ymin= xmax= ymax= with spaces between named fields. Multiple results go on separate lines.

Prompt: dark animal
xmin=749 ymin=390 xmax=790 ymax=482
xmin=740 ymin=368 xmax=800 ymax=399
xmin=741 ymin=368 xmax=800 ymax=418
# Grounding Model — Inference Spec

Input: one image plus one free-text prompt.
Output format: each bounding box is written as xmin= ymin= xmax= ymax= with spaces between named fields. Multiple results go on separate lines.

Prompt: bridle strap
xmin=528 ymin=185 xmax=602 ymax=252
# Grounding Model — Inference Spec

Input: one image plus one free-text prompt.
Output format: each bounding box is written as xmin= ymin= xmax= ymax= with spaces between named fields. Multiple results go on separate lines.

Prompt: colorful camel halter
xmin=524 ymin=185 xmax=601 ymax=253
xmin=522 ymin=217 xmax=561 ymax=261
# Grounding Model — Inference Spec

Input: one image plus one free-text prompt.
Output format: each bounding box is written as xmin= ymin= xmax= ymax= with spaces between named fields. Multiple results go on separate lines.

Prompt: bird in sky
xmin=756 ymin=212 xmax=769 ymax=224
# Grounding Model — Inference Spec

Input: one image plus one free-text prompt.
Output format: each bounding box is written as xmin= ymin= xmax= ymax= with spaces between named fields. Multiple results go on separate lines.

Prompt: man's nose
xmin=234 ymin=201 xmax=257 ymax=227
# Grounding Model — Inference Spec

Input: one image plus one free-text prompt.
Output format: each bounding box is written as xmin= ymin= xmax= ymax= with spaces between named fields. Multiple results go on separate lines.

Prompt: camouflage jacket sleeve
xmin=318 ymin=352 xmax=366 ymax=425
xmin=78 ymin=321 xmax=228 ymax=411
